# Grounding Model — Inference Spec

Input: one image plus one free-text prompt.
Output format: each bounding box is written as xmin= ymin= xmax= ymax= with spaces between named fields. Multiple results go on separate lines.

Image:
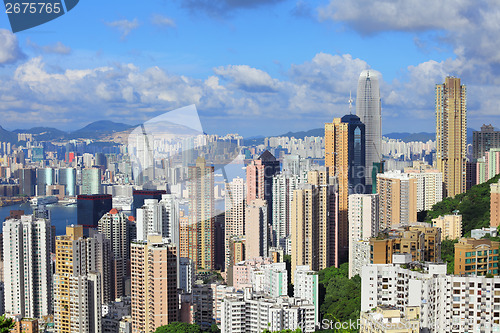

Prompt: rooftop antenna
xmin=348 ymin=90 xmax=353 ymax=115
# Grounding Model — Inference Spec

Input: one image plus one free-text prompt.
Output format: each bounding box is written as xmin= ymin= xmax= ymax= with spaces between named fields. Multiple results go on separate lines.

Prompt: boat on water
xmin=30 ymin=196 xmax=58 ymax=206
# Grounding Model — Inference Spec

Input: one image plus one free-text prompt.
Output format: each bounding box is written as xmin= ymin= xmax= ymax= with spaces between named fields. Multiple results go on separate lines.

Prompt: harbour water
xmin=0 ymin=202 xmax=77 ymax=235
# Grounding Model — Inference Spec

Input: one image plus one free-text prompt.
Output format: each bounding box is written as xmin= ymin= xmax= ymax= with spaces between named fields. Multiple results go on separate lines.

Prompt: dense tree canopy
xmin=154 ymin=322 xmax=202 ymax=333
xmin=426 ymin=174 xmax=500 ymax=235
xmin=0 ymin=315 xmax=14 ymax=333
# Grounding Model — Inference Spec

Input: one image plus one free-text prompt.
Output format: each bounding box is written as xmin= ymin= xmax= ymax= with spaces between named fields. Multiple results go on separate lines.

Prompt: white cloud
xmin=0 ymin=29 xmax=25 ymax=65
xmin=105 ymin=19 xmax=140 ymax=40
xmin=151 ymin=14 xmax=176 ymax=28
xmin=214 ymin=65 xmax=279 ymax=93
xmin=27 ymin=39 xmax=71 ymax=54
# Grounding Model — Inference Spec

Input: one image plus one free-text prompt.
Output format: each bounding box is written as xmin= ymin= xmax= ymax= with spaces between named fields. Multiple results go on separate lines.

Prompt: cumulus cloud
xmin=214 ymin=65 xmax=279 ymax=93
xmin=27 ymin=39 xmax=71 ymax=55
xmin=105 ymin=19 xmax=140 ymax=40
xmin=151 ymin=14 xmax=176 ymax=28
xmin=0 ymin=29 xmax=25 ymax=65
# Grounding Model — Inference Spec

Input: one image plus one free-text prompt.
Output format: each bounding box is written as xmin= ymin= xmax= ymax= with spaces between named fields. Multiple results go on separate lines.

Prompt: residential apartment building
xmin=3 ymin=214 xmax=52 ymax=318
xmin=491 ymin=179 xmax=500 ymax=228
xmin=348 ymin=193 xmax=379 ymax=278
xmin=131 ymin=235 xmax=178 ymax=333
xmin=377 ymin=171 xmax=417 ymax=229
xmin=454 ymin=238 xmax=500 ymax=276
xmin=432 ymin=213 xmax=462 ymax=240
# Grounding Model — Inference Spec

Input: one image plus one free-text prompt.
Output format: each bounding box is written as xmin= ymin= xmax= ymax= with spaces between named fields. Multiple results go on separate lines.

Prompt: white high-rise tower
xmin=356 ymin=70 xmax=381 ymax=188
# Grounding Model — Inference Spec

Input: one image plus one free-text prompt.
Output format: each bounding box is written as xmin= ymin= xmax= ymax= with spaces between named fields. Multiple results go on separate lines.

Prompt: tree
xmin=154 ymin=322 xmax=202 ymax=333
xmin=318 ymin=263 xmax=361 ymax=326
xmin=441 ymin=239 xmax=458 ymax=274
xmin=0 ymin=315 xmax=14 ymax=333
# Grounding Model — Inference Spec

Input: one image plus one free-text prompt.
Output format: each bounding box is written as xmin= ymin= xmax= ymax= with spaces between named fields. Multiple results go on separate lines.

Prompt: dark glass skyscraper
xmin=77 ymin=194 xmax=112 ymax=229
xmin=341 ymin=114 xmax=366 ymax=193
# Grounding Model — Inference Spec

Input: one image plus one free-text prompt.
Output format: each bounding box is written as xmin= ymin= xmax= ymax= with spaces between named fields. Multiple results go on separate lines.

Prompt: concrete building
xmin=473 ymin=124 xmax=500 ymax=160
xmin=98 ymin=209 xmax=134 ymax=299
xmin=454 ymin=238 xmax=500 ymax=276
xmin=294 ymin=266 xmax=319 ymax=324
xmin=370 ymin=225 xmax=441 ymax=264
xmin=246 ymin=150 xmax=280 ymax=207
xmin=377 ymin=171 xmax=417 ymax=229
xmin=291 ymin=173 xmax=338 ymax=279
xmin=432 ymin=213 xmax=462 ymax=240
xmin=225 ymin=177 xmax=246 ymax=271
xmin=53 ymin=225 xmax=110 ymax=333
xmin=404 ymin=167 xmax=443 ymax=211
xmin=491 ymin=179 xmax=500 ymax=228
xmin=348 ymin=194 xmax=379 ymax=278
xmin=251 ymin=262 xmax=288 ymax=298
xmin=131 ymin=235 xmax=178 ymax=333
xmin=3 ymin=214 xmax=52 ymax=318
xmin=361 ymin=259 xmax=500 ymax=332
xmin=471 ymin=227 xmax=498 ymax=239
xmin=179 ymin=257 xmax=195 ymax=294
xmin=436 ymin=76 xmax=467 ymax=197
xmin=231 ymin=257 xmax=274 ymax=291
xmin=245 ymin=199 xmax=268 ymax=261
xmin=221 ymin=290 xmax=316 ymax=333
xmin=188 ymin=157 xmax=215 ymax=270
xmin=271 ymin=172 xmax=302 ymax=249
xmin=360 ymin=306 xmax=420 ymax=333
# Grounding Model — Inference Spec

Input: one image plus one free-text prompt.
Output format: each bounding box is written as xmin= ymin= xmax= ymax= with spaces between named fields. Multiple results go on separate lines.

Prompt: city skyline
xmin=0 ymin=1 xmax=499 ymax=137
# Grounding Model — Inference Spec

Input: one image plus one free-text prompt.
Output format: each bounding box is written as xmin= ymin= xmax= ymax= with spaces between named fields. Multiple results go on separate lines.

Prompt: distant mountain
xmin=384 ymin=128 xmax=476 ymax=144
xmin=13 ymin=127 xmax=68 ymax=141
xmin=243 ymin=128 xmax=324 ymax=146
xmin=0 ymin=125 xmax=18 ymax=143
xmin=70 ymin=120 xmax=134 ymax=139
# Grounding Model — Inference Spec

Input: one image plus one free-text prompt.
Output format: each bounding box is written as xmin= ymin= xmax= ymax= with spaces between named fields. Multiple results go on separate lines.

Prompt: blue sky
xmin=0 ymin=0 xmax=498 ymax=137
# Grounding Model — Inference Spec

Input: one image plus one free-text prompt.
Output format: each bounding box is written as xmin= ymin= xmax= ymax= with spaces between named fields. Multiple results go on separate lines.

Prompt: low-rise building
xmin=360 ymin=306 xmax=420 ymax=333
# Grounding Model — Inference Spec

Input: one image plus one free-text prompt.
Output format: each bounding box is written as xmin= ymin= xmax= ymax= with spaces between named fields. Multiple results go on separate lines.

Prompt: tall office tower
xmin=491 ymin=179 xmax=500 ymax=228
xmin=356 ymin=70 xmax=382 ymax=189
xmin=53 ymin=225 xmax=112 ymax=333
xmin=36 ymin=168 xmax=54 ymax=196
xmin=473 ymin=124 xmax=500 ymax=160
xmin=135 ymin=131 xmax=155 ymax=185
xmin=188 ymin=157 xmax=215 ymax=270
xmin=245 ymin=199 xmax=268 ymax=260
xmin=81 ymin=167 xmax=102 ymax=195
xmin=377 ymin=171 xmax=417 ymax=229
xmin=136 ymin=195 xmax=179 ymax=244
xmin=132 ymin=189 xmax=167 ymax=215
xmin=58 ymin=168 xmax=76 ymax=196
xmin=224 ymin=178 xmax=246 ymax=271
xmin=348 ymin=194 xmax=379 ymax=278
xmin=291 ymin=172 xmax=338 ymax=279
xmin=3 ymin=214 xmax=51 ymax=318
xmin=246 ymin=150 xmax=280 ymax=207
xmin=98 ymin=208 xmax=133 ymax=299
xmin=325 ymin=115 xmax=365 ymax=263
xmin=271 ymin=172 xmax=301 ymax=248
xmin=131 ymin=235 xmax=178 ymax=332
xmin=436 ymin=76 xmax=467 ymax=197
xmin=77 ymin=194 xmax=113 ymax=229
xmin=19 ymin=168 xmax=36 ymax=196
xmin=404 ymin=168 xmax=443 ymax=211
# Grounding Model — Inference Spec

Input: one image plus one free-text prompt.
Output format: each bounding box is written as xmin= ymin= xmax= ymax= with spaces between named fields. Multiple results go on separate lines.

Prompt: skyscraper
xmin=436 ymin=76 xmax=467 ymax=197
xmin=356 ymin=70 xmax=382 ymax=190
xmin=131 ymin=235 xmax=178 ymax=332
xmin=224 ymin=177 xmax=246 ymax=271
xmin=3 ymin=214 xmax=52 ymax=318
xmin=53 ymin=225 xmax=112 ymax=333
xmin=81 ymin=167 xmax=102 ymax=195
xmin=58 ymin=168 xmax=76 ymax=197
xmin=245 ymin=199 xmax=268 ymax=260
xmin=98 ymin=208 xmax=133 ymax=299
xmin=325 ymin=114 xmax=365 ymax=264
xmin=36 ymin=168 xmax=54 ymax=196
xmin=77 ymin=194 xmax=113 ymax=229
xmin=188 ymin=157 xmax=215 ymax=270
xmin=246 ymin=150 xmax=280 ymax=205
xmin=271 ymin=172 xmax=301 ymax=248
xmin=473 ymin=124 xmax=500 ymax=160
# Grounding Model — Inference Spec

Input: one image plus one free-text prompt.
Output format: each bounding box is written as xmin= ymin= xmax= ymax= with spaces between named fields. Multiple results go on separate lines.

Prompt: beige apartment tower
xmin=377 ymin=171 xmax=417 ymax=229
xmin=436 ymin=77 xmax=467 ymax=197
xmin=324 ymin=118 xmax=349 ymax=260
xmin=131 ymin=235 xmax=178 ymax=333
xmin=432 ymin=213 xmax=462 ymax=240
xmin=491 ymin=179 xmax=500 ymax=228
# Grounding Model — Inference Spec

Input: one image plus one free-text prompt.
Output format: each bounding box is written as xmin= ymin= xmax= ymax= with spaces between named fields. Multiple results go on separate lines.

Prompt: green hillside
xmin=425 ymin=173 xmax=500 ymax=235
